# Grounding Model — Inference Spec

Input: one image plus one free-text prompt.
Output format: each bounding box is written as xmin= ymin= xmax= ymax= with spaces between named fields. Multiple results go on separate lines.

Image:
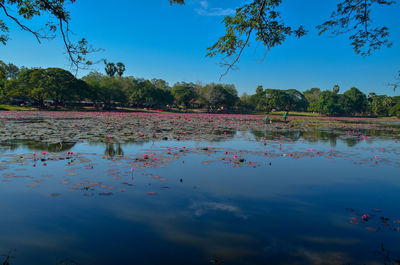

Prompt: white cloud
xmin=191 ymin=201 xmax=248 ymax=219
xmin=195 ymin=1 xmax=235 ymax=17
xmin=200 ymin=0 xmax=209 ymax=9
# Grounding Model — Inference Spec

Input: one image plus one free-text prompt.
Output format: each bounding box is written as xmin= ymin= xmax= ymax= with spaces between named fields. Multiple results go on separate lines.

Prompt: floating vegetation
xmin=0 ymin=112 xmax=400 ymax=265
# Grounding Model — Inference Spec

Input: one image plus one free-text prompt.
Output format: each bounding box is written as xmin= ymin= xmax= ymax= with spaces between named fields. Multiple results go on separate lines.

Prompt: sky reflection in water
xmin=0 ymin=129 xmax=399 ymax=265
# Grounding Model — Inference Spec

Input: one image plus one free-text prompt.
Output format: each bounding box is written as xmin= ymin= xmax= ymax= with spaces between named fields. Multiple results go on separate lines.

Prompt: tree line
xmin=1 ymin=61 xmax=399 ymax=117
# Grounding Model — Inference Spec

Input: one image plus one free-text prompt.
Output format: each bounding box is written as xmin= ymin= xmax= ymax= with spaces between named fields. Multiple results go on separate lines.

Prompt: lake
xmin=0 ymin=112 xmax=399 ymax=265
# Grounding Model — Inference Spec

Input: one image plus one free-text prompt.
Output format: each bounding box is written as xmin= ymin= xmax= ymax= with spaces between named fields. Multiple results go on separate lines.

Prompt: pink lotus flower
xmin=362 ymin=214 xmax=370 ymax=221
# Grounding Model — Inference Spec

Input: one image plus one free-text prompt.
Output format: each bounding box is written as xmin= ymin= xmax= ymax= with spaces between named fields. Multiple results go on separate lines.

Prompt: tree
xmin=0 ymin=1 xmax=98 ymax=71
xmin=304 ymin=87 xmax=321 ymax=112
xmin=5 ymin=67 xmax=87 ymax=108
xmin=389 ymin=101 xmax=400 ymax=118
xmin=0 ymin=67 xmax=5 ymax=102
xmin=333 ymin=84 xmax=340 ymax=94
xmin=151 ymin=78 xmax=170 ymax=90
xmin=81 ymin=72 xmax=105 ymax=105
xmin=0 ymin=61 xmax=20 ymax=79
xmin=285 ymin=89 xmax=308 ymax=112
xmin=342 ymin=87 xmax=368 ymax=115
xmin=317 ymin=0 xmax=394 ymax=56
xmin=248 ymin=85 xmax=268 ymax=111
xmin=2 ymin=1 xmax=396 ymax=77
xmin=265 ymin=89 xmax=291 ymax=112
xmin=171 ymin=82 xmax=197 ymax=108
xmin=40 ymin=68 xmax=87 ymax=107
xmin=171 ymin=0 xmax=395 ymax=76
xmin=370 ymin=95 xmax=395 ymax=116
xmin=6 ymin=68 xmax=49 ymax=107
xmin=314 ymin=90 xmax=343 ymax=116
xmin=0 ymin=67 xmax=5 ymax=80
xmin=129 ymin=79 xmax=173 ymax=108
xmin=199 ymin=83 xmax=239 ymax=111
xmin=388 ymin=70 xmax=400 ymax=92
xmin=116 ymin=62 xmax=126 ymax=77
xmin=238 ymin=92 xmax=254 ymax=112
xmin=104 ymin=61 xmax=117 ymax=77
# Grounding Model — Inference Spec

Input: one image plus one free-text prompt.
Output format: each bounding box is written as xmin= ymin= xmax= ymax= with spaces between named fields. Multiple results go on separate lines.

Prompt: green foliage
xmin=83 ymin=72 xmax=126 ymax=105
xmin=314 ymin=91 xmax=343 ymax=116
xmin=249 ymin=88 xmax=307 ymax=112
xmin=389 ymin=102 xmax=400 ymax=118
xmin=265 ymin=89 xmax=291 ymax=111
xmin=129 ymin=79 xmax=173 ymax=107
xmin=82 ymin=73 xmax=173 ymax=108
xmin=206 ymin=0 xmax=306 ymax=75
xmin=0 ymin=68 xmax=5 ymax=80
xmin=317 ymin=0 xmax=394 ymax=56
xmin=104 ymin=61 xmax=117 ymax=77
xmin=248 ymin=85 xmax=267 ymax=111
xmin=5 ymin=68 xmax=87 ymax=107
xmin=116 ymin=62 xmax=126 ymax=77
xmin=0 ymin=0 xmax=97 ymax=70
xmin=238 ymin=93 xmax=254 ymax=112
xmin=104 ymin=61 xmax=126 ymax=78
xmin=5 ymin=63 xmax=19 ymax=79
xmin=171 ymin=0 xmax=394 ymax=75
xmin=333 ymin=84 xmax=340 ymax=94
xmin=1 ymin=60 xmax=398 ymax=116
xmin=199 ymin=83 xmax=239 ymax=111
xmin=171 ymin=82 xmax=198 ymax=108
xmin=304 ymin=87 xmax=321 ymax=112
xmin=342 ymin=87 xmax=368 ymax=115
xmin=370 ymin=94 xmax=395 ymax=116
xmin=285 ymin=89 xmax=308 ymax=112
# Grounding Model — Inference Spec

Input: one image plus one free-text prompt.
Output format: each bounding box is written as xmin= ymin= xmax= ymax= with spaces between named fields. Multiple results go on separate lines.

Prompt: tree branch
xmin=0 ymin=3 xmax=44 ymax=43
xmin=219 ymin=0 xmax=268 ymax=79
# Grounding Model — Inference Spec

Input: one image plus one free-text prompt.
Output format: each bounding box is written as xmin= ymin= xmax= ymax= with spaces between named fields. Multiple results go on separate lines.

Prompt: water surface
xmin=1 ymin=114 xmax=399 ymax=265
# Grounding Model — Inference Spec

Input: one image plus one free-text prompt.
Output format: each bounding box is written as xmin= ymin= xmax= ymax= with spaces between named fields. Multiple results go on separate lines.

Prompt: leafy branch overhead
xmin=317 ymin=0 xmax=395 ymax=56
xmin=171 ymin=0 xmax=396 ymax=75
xmin=0 ymin=0 xmax=397 ymax=77
xmin=0 ymin=0 xmax=101 ymax=73
xmin=205 ymin=0 xmax=307 ymax=77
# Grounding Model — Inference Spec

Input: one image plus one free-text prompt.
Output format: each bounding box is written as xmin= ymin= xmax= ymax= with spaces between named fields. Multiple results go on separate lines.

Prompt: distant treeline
xmin=1 ymin=61 xmax=399 ymax=117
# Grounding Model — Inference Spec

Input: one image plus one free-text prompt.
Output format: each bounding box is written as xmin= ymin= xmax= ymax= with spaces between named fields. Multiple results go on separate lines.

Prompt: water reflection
xmin=104 ymin=143 xmax=124 ymax=157
xmin=0 ymin=126 xmax=399 ymax=265
xmin=250 ymin=128 xmax=397 ymax=148
xmin=0 ymin=140 xmax=76 ymax=153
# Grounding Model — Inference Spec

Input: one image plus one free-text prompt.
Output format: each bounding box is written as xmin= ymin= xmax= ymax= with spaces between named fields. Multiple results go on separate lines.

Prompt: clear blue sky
xmin=1 ymin=0 xmax=399 ymax=96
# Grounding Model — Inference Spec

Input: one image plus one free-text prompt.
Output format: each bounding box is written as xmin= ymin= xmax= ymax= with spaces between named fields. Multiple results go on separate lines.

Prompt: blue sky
xmin=1 ymin=0 xmax=399 ymax=96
